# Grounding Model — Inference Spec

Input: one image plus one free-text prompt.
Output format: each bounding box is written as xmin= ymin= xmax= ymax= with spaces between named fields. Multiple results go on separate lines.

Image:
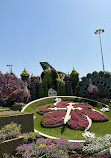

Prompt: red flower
xmin=38 ymin=101 xmax=108 ymax=130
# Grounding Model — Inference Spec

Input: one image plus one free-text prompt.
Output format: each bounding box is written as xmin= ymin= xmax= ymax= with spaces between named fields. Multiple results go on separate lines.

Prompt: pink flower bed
xmin=38 ymin=101 xmax=108 ymax=130
xmin=38 ymin=104 xmax=54 ymax=114
xmin=42 ymin=110 xmax=66 ymax=126
xmin=80 ymin=108 xmax=108 ymax=121
xmin=67 ymin=111 xmax=89 ymax=130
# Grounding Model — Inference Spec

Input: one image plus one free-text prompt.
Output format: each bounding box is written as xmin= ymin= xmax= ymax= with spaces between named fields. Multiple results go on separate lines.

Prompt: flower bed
xmin=42 ymin=110 xmax=66 ymax=126
xmin=38 ymin=104 xmax=55 ymax=114
xmin=38 ymin=101 xmax=108 ymax=130
xmin=21 ymin=132 xmax=42 ymax=144
xmin=0 ymin=122 xmax=21 ymax=143
xmin=67 ymin=111 xmax=89 ymax=130
xmin=14 ymin=136 xmax=111 ymax=157
xmin=82 ymin=134 xmax=111 ymax=155
xmin=15 ymin=137 xmax=84 ymax=158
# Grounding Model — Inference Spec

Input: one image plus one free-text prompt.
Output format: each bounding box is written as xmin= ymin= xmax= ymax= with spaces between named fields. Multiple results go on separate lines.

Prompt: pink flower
xmin=38 ymin=101 xmax=108 ymax=130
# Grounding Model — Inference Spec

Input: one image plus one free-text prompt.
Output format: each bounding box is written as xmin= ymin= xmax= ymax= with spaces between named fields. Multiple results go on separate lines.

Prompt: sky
xmin=0 ymin=0 xmax=111 ymax=78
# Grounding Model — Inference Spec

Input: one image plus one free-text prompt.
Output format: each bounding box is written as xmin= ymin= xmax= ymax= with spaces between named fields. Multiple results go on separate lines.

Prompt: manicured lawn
xmin=90 ymin=108 xmax=111 ymax=137
xmin=24 ymin=97 xmax=111 ymax=140
xmin=34 ymin=112 xmax=85 ymax=140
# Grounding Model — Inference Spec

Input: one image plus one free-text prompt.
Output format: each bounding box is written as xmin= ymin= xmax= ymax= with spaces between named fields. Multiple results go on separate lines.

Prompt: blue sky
xmin=0 ymin=0 xmax=111 ymax=78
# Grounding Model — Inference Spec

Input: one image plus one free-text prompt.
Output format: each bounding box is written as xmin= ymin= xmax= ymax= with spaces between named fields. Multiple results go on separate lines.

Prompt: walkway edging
xmin=34 ymin=129 xmax=85 ymax=143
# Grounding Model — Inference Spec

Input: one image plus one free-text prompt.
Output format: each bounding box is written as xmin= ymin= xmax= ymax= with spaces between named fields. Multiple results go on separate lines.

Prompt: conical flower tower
xmin=21 ymin=68 xmax=30 ymax=83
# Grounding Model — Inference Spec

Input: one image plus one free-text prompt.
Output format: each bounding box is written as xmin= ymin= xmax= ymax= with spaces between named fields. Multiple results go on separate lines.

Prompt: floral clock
xmin=37 ymin=101 xmax=108 ymax=130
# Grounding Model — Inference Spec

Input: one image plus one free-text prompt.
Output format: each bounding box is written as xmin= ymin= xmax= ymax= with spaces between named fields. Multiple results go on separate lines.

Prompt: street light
xmin=94 ymin=29 xmax=105 ymax=71
xmin=6 ymin=65 xmax=13 ymax=74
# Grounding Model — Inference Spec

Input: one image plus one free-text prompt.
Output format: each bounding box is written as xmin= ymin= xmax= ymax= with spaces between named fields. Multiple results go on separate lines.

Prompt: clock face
xmin=37 ymin=101 xmax=108 ymax=130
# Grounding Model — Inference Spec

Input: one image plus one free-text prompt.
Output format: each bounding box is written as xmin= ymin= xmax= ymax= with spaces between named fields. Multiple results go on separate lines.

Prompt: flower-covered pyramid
xmin=37 ymin=101 xmax=108 ymax=130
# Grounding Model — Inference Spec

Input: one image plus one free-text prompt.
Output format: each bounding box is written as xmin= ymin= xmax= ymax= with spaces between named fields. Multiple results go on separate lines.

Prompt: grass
xmin=0 ymin=110 xmax=28 ymax=116
xmin=24 ymin=97 xmax=111 ymax=140
xmin=34 ymin=112 xmax=84 ymax=140
xmin=89 ymin=108 xmax=111 ymax=137
xmin=0 ymin=107 xmax=11 ymax=110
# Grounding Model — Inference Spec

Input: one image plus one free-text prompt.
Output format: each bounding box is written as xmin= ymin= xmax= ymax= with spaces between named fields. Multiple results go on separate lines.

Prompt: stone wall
xmin=0 ymin=136 xmax=24 ymax=158
xmin=0 ymin=113 xmax=34 ymax=133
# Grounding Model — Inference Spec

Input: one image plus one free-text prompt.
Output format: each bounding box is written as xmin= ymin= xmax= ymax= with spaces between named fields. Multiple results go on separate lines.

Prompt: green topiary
xmin=38 ymin=83 xmax=45 ymax=98
xmin=86 ymin=73 xmax=92 ymax=78
xmin=57 ymin=78 xmax=61 ymax=95
xmin=99 ymin=71 xmax=105 ymax=77
xmin=92 ymin=71 xmax=98 ymax=77
xmin=75 ymin=71 xmax=111 ymax=99
xmin=41 ymin=69 xmax=55 ymax=89
xmin=41 ymin=69 xmax=59 ymax=95
xmin=104 ymin=71 xmax=111 ymax=78
xmin=57 ymin=78 xmax=65 ymax=96
xmin=20 ymin=68 xmax=30 ymax=77
xmin=70 ymin=69 xmax=79 ymax=95
xmin=44 ymin=87 xmax=48 ymax=97
xmin=97 ymin=84 xmax=109 ymax=98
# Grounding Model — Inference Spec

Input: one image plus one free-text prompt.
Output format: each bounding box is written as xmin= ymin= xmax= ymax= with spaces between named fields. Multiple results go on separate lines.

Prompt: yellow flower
xmin=39 ymin=144 xmax=44 ymax=146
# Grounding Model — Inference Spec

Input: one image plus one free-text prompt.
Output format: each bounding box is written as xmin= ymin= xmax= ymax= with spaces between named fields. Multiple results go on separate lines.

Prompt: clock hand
xmin=49 ymin=103 xmax=82 ymax=124
xmin=64 ymin=103 xmax=74 ymax=124
xmin=49 ymin=107 xmax=66 ymax=111
xmin=64 ymin=103 xmax=82 ymax=124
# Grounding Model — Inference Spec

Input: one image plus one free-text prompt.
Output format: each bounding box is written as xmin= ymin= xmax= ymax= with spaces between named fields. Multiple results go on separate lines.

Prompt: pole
xmin=99 ymin=32 xmax=105 ymax=71
xmin=7 ymin=65 xmax=13 ymax=74
xmin=94 ymin=29 xmax=105 ymax=72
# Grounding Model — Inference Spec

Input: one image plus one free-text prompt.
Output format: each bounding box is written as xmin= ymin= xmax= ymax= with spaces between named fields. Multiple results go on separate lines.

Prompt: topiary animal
xmin=87 ymin=79 xmax=99 ymax=99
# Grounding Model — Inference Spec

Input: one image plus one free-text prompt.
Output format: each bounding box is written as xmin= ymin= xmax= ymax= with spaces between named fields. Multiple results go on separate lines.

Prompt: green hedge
xmin=38 ymin=86 xmax=45 ymax=98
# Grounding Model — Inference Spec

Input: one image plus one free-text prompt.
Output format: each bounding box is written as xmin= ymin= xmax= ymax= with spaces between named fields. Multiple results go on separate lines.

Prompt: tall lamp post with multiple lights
xmin=94 ymin=29 xmax=105 ymax=71
xmin=6 ymin=65 xmax=13 ymax=74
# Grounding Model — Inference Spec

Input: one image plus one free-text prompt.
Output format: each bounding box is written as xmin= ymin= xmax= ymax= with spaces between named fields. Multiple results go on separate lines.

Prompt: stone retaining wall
xmin=0 ymin=136 xmax=24 ymax=158
xmin=0 ymin=113 xmax=34 ymax=133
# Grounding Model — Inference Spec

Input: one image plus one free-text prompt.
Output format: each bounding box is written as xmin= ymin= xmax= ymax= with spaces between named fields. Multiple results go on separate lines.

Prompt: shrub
xmin=22 ymin=132 xmax=41 ymax=144
xmin=0 ymin=122 xmax=21 ymax=142
xmin=12 ymin=102 xmax=26 ymax=111
xmin=0 ymin=73 xmax=25 ymax=106
xmin=14 ymin=102 xmax=26 ymax=106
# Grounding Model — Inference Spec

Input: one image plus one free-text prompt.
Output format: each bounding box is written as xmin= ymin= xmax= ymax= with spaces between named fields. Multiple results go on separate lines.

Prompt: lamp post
xmin=94 ymin=29 xmax=105 ymax=71
xmin=6 ymin=65 xmax=13 ymax=74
